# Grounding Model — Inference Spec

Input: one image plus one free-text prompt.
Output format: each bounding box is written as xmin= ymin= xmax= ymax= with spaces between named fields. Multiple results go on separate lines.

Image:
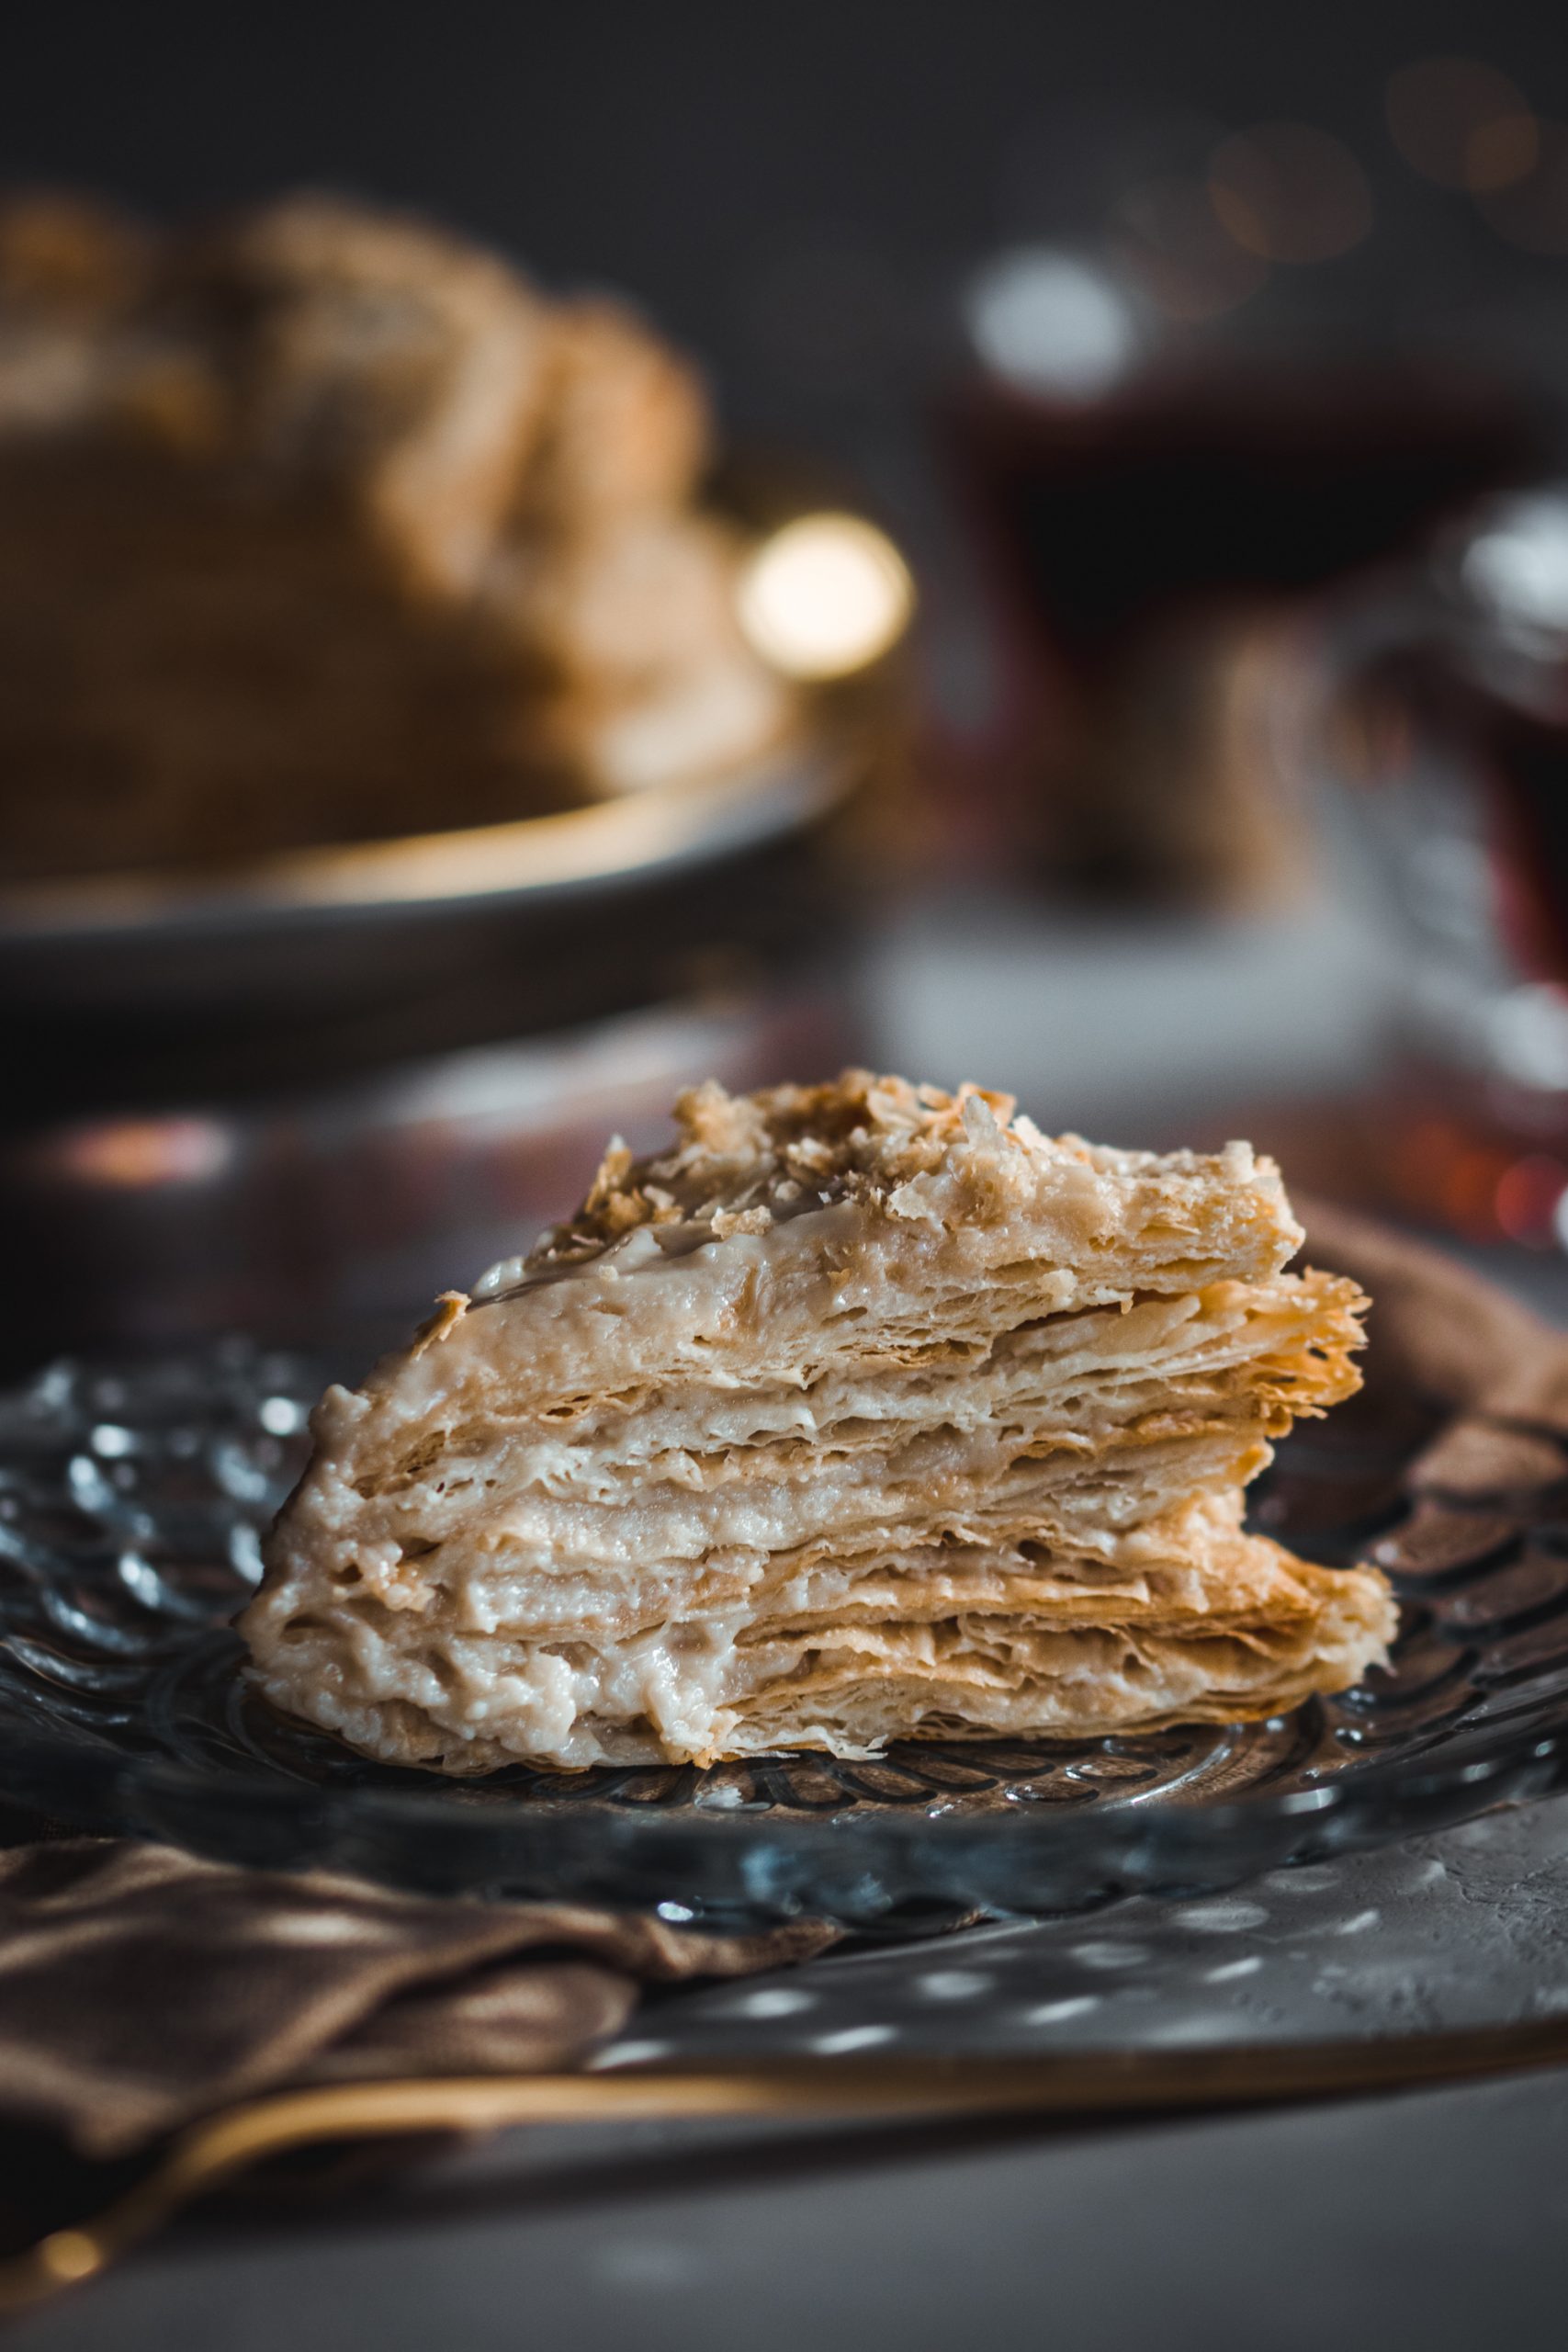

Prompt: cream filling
xmin=294 ymin=1277 xmax=1351 ymax=1587
xmin=250 ymin=1572 xmax=1393 ymax=1772
xmin=247 ymin=1495 xmax=1395 ymax=1773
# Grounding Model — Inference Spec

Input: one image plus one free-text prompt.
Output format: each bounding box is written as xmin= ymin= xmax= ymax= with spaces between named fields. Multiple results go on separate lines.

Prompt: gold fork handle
xmin=9 ymin=2015 xmax=1568 ymax=2316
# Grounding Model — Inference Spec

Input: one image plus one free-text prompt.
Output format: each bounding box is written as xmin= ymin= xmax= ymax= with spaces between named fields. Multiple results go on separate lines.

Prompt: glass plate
xmin=2 ymin=1344 xmax=1566 ymax=1929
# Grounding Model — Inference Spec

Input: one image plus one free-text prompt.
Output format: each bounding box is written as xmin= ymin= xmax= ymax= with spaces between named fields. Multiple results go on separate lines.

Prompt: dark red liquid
xmin=951 ymin=356 xmax=1549 ymax=666
xmin=940 ymin=351 xmax=1551 ymax=895
xmin=1432 ymin=668 xmax=1568 ymax=985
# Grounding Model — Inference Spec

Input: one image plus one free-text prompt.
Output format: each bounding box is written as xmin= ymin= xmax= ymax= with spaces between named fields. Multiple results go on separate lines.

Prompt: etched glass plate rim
xmin=2 ymin=1342 xmax=1566 ymax=1926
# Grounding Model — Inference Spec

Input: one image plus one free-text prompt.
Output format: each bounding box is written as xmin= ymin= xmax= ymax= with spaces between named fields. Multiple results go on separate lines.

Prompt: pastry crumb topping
xmin=526 ymin=1070 xmax=1036 ymax=1267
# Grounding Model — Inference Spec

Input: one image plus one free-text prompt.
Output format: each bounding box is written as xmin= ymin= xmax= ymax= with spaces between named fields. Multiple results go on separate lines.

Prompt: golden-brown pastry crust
xmin=243 ymin=1073 xmax=1394 ymax=1770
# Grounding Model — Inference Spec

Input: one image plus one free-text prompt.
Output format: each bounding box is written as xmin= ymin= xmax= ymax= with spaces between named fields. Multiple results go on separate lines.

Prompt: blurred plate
xmin=1 ymin=735 xmax=856 ymax=1023
xmin=0 ymin=740 xmax=849 ymax=941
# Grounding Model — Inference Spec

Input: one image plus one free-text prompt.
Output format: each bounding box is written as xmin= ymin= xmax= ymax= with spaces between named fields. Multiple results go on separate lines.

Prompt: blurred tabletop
xmin=16 ymin=868 xmax=1568 ymax=2352
xmin=870 ymin=875 xmax=1397 ymax=1140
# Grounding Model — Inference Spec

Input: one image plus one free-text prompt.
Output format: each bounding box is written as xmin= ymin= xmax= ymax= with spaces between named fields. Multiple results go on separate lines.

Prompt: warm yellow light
xmin=49 ymin=1116 xmax=231 ymax=1189
xmin=737 ymin=514 xmax=914 ymax=680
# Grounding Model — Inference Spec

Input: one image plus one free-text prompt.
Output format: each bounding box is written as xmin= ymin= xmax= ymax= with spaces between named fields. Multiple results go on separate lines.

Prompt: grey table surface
xmin=17 ymin=881 xmax=1568 ymax=2350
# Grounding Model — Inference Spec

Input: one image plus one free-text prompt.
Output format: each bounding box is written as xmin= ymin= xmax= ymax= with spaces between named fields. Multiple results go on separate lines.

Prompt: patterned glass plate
xmin=2 ymin=1344 xmax=1567 ymax=1929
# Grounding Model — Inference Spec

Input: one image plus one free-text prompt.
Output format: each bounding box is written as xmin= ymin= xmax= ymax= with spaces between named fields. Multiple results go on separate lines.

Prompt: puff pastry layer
xmin=243 ymin=1071 xmax=1395 ymax=1768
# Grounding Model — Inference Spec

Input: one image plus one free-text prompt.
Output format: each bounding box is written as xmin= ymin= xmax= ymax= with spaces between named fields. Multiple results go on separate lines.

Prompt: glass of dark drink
xmin=1325 ymin=489 xmax=1568 ymax=1249
xmin=942 ymin=249 xmax=1550 ymax=904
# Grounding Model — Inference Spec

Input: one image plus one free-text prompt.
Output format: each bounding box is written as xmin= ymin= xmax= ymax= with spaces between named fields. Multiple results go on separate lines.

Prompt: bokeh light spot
xmin=1109 ymin=175 xmax=1269 ymax=321
xmin=1439 ymin=1145 xmax=1515 ymax=1239
xmin=1461 ymin=492 xmax=1568 ymax=646
xmin=1477 ymin=119 xmax=1568 ymax=254
xmin=1387 ymin=57 xmax=1537 ymax=192
xmin=964 ymin=248 xmax=1143 ymax=399
xmin=737 ymin=514 xmax=914 ymax=680
xmin=1466 ymin=113 xmax=1540 ymax=195
xmin=1209 ymin=125 xmax=1373 ymax=266
xmin=48 ymin=1117 xmax=232 ymax=1190
xmin=1495 ymin=1155 xmax=1568 ymax=1247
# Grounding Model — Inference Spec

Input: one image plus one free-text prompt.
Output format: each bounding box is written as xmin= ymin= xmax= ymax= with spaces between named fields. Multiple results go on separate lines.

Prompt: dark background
xmin=6 ymin=0 xmax=1567 ymax=450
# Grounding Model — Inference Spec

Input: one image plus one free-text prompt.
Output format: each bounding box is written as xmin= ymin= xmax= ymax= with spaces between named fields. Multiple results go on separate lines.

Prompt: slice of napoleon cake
xmin=242 ymin=1072 xmax=1396 ymax=1770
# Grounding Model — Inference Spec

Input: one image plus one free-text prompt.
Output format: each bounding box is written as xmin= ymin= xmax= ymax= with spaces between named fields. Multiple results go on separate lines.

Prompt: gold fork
xmin=7 ymin=2015 xmax=1568 ymax=2317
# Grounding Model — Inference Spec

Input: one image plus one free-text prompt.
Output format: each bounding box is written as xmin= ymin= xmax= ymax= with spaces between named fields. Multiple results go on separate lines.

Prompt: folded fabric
xmin=0 ymin=1839 xmax=832 ymax=2160
xmin=245 ymin=1071 xmax=1395 ymax=1770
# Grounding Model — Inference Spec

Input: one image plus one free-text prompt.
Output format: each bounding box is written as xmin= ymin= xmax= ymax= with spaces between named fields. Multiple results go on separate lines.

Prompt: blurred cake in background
xmin=0 ymin=189 xmax=794 ymax=878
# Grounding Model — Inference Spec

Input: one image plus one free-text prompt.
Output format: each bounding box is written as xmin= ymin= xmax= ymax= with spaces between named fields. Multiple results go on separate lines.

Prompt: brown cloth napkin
xmin=0 ymin=1839 xmax=836 ymax=2161
xmin=1300 ymin=1197 xmax=1568 ymax=1466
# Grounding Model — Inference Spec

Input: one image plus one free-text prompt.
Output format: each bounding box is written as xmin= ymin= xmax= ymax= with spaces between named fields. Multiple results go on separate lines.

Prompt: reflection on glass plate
xmin=2 ymin=1346 xmax=1566 ymax=1929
